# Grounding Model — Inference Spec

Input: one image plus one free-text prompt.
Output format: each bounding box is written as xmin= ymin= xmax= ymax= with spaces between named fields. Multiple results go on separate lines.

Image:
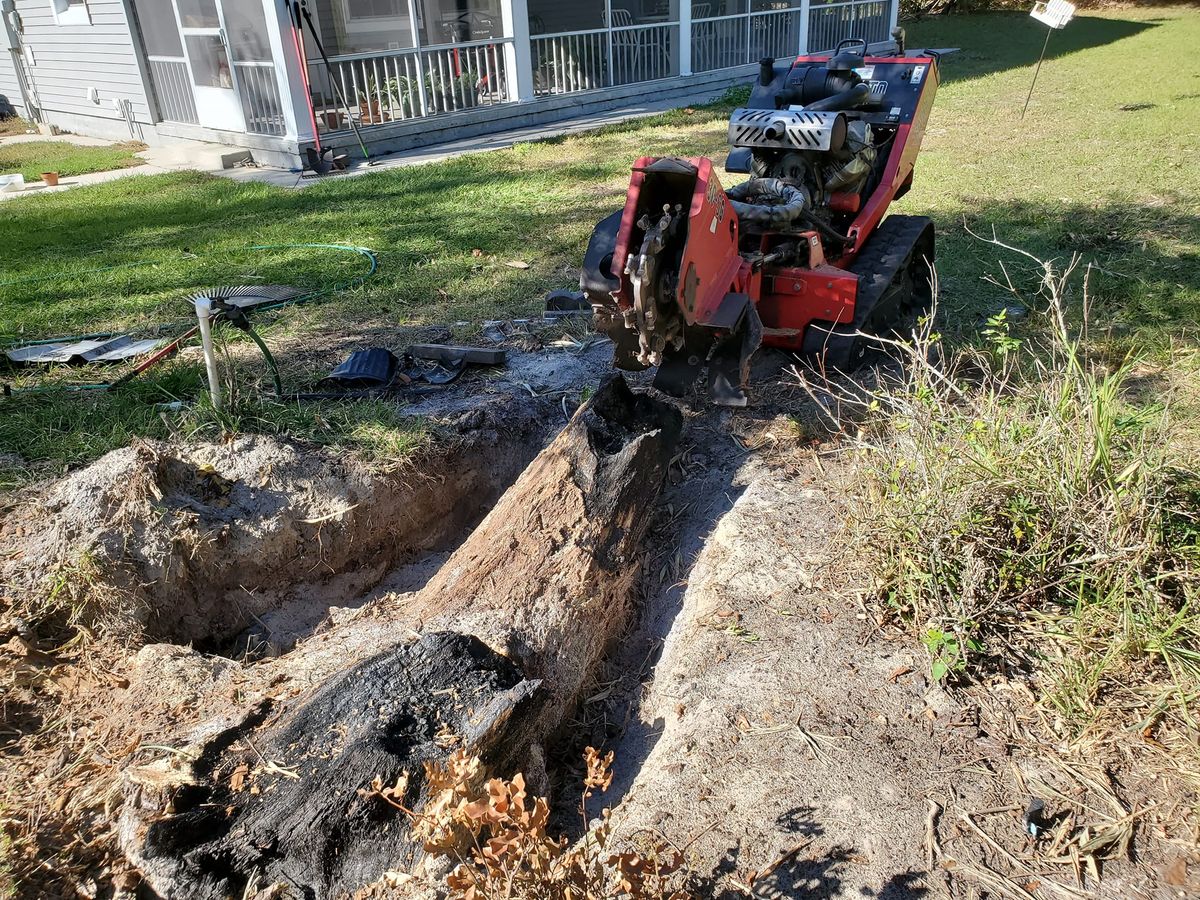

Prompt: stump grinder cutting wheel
xmin=580 ymin=33 xmax=944 ymax=405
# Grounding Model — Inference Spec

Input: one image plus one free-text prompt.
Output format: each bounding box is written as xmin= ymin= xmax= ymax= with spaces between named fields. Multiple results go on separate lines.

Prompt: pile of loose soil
xmin=0 ymin=402 xmax=547 ymax=649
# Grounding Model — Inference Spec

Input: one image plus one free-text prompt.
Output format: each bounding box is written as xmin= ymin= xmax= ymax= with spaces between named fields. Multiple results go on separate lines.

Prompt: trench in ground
xmin=119 ymin=406 xmax=561 ymax=658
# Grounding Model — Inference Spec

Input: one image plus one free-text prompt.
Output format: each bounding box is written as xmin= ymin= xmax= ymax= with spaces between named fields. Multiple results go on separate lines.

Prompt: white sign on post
xmin=1023 ymin=0 xmax=1076 ymax=117
xmin=1031 ymin=0 xmax=1076 ymax=30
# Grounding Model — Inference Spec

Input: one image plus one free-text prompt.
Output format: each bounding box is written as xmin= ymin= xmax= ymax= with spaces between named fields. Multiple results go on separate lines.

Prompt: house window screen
xmin=177 ymin=0 xmax=220 ymax=28
xmin=225 ymin=1 xmax=272 ymax=62
xmin=131 ymin=0 xmax=184 ymax=55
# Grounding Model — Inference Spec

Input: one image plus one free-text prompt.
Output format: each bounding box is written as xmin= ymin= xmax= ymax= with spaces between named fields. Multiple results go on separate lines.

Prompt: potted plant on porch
xmin=391 ymin=68 xmax=480 ymax=116
xmin=356 ymin=74 xmax=394 ymax=124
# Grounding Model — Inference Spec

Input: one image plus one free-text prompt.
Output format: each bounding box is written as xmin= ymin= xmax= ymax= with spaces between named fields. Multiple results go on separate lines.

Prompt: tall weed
xmin=822 ymin=239 xmax=1199 ymax=735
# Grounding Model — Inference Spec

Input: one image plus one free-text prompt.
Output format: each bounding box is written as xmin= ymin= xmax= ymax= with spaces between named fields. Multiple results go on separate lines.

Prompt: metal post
xmin=403 ymin=0 xmax=429 ymax=116
xmin=798 ymin=0 xmax=810 ymax=53
xmin=605 ymin=0 xmax=614 ymax=87
xmin=194 ymin=296 xmax=223 ymax=412
xmin=1022 ymin=25 xmax=1052 ymax=119
xmin=502 ymin=0 xmax=535 ymax=101
xmin=745 ymin=7 xmax=752 ymax=66
xmin=678 ymin=0 xmax=691 ymax=76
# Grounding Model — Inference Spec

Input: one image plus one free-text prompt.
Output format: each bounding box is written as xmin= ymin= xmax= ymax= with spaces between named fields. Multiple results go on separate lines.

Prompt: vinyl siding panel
xmin=13 ymin=0 xmax=154 ymax=128
xmin=0 ymin=49 xmax=27 ymax=115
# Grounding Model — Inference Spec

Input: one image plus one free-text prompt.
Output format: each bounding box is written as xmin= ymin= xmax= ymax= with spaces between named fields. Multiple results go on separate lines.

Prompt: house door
xmin=176 ymin=0 xmax=244 ymax=130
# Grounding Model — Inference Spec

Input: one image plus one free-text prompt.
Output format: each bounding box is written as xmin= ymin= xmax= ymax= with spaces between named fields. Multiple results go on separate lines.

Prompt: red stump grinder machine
xmin=581 ymin=34 xmax=944 ymax=405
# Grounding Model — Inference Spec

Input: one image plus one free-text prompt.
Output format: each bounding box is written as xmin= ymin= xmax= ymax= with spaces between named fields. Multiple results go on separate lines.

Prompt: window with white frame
xmin=49 ymin=0 xmax=91 ymax=26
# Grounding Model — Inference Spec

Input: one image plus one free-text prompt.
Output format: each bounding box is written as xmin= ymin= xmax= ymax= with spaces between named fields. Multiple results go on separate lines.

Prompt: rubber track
xmin=846 ymin=214 xmax=934 ymax=333
xmin=802 ymin=214 xmax=934 ymax=369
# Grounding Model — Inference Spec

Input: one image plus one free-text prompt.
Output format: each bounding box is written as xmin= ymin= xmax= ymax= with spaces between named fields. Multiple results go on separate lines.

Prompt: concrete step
xmin=138 ymin=143 xmax=252 ymax=171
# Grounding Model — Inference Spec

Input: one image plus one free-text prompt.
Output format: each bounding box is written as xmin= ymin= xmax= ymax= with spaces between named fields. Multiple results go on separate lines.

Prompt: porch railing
xmin=692 ymin=9 xmax=803 ymax=75
xmin=307 ymin=38 xmax=514 ymax=132
xmin=691 ymin=15 xmax=745 ymax=74
xmin=612 ymin=23 xmax=676 ymax=86
xmin=234 ymin=62 xmax=286 ymax=136
xmin=531 ymin=28 xmax=606 ymax=95
xmin=532 ymin=23 xmax=677 ymax=96
xmin=693 ymin=0 xmax=889 ymax=74
xmin=751 ymin=7 xmax=805 ymax=60
xmin=808 ymin=0 xmax=891 ymax=51
xmin=147 ymin=56 xmax=198 ymax=125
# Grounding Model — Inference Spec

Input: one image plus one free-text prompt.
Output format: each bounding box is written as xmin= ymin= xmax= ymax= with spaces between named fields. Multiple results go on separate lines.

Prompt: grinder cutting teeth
xmin=625 ymin=205 xmax=684 ymax=368
xmin=578 ymin=34 xmax=942 ymax=405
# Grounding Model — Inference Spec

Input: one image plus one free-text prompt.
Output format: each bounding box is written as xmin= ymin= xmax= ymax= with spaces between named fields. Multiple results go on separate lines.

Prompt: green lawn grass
xmin=0 ymin=6 xmax=1197 ymax=487
xmin=0 ymin=140 xmax=146 ymax=182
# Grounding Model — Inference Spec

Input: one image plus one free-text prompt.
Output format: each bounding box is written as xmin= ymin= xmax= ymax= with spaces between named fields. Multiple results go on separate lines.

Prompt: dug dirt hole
xmin=0 ymin=398 xmax=555 ymax=656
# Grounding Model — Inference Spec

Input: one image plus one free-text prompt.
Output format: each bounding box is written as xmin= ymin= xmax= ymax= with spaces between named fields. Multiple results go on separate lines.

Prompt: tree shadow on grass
xmin=930 ymin=195 xmax=1200 ymax=353
xmin=910 ymin=11 xmax=1158 ymax=84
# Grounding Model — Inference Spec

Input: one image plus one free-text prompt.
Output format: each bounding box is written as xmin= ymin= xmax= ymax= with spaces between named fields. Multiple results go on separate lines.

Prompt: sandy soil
xmin=1 ymin=334 xmax=1194 ymax=899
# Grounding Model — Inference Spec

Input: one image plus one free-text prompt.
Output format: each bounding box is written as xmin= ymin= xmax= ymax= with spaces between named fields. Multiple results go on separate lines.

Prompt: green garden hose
xmin=240 ymin=322 xmax=284 ymax=397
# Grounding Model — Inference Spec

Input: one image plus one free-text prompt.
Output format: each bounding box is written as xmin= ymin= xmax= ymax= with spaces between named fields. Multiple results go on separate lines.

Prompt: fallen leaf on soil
xmin=505 ymin=260 xmax=530 ymax=269
xmin=888 ymin=664 xmax=912 ymax=683
xmin=230 ymin=763 xmax=249 ymax=792
xmin=1164 ymin=856 xmax=1189 ymax=885
xmin=734 ymin=713 xmax=751 ymax=732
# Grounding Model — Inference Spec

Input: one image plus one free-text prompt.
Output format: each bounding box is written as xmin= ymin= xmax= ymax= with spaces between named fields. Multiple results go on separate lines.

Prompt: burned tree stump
xmin=120 ymin=376 xmax=681 ymax=899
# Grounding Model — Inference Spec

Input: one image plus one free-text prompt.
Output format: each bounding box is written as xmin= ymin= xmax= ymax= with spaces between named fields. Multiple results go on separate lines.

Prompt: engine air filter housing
xmin=728 ymin=108 xmax=847 ymax=153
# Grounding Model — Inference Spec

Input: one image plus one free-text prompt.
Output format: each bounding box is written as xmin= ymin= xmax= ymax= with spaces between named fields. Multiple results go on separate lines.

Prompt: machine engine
xmin=580 ymin=35 xmax=942 ymax=405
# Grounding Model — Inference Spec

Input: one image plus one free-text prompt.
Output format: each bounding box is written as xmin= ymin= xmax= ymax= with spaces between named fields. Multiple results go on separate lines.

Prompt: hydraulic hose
xmin=800 ymin=212 xmax=852 ymax=246
xmin=726 ymin=178 xmax=808 ymax=230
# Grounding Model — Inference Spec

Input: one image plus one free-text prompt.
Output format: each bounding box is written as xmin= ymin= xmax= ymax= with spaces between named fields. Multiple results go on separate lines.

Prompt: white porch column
xmin=678 ymin=0 xmax=691 ymax=77
xmin=264 ymin=0 xmax=313 ymax=142
xmin=889 ymin=0 xmax=900 ymax=33
xmin=798 ymin=0 xmax=811 ymax=54
xmin=502 ymin=0 xmax=536 ymax=102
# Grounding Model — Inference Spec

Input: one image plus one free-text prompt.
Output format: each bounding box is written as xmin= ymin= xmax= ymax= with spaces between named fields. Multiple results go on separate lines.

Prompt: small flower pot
xmin=40 ymin=172 xmax=60 ymax=187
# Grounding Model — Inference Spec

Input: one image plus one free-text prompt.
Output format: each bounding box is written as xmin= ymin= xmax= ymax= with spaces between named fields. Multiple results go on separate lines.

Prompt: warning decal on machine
xmin=911 ymin=65 xmax=926 ymax=84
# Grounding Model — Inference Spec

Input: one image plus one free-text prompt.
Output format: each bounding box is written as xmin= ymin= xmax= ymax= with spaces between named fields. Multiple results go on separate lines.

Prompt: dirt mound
xmin=0 ymin=402 xmax=549 ymax=649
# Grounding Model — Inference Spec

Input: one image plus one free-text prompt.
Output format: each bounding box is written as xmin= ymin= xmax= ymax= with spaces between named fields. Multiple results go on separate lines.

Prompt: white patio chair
xmin=606 ymin=8 xmax=643 ymax=83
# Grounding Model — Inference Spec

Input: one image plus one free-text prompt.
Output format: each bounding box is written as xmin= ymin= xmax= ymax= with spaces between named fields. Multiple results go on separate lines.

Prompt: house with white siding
xmin=0 ymin=0 xmax=897 ymax=169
